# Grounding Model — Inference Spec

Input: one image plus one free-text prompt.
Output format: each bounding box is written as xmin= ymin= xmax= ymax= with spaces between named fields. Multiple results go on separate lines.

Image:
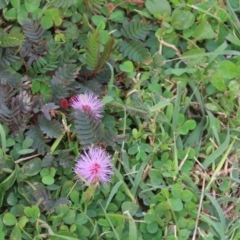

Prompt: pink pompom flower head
xmin=74 ymin=147 xmax=114 ymax=187
xmin=70 ymin=92 xmax=104 ymax=120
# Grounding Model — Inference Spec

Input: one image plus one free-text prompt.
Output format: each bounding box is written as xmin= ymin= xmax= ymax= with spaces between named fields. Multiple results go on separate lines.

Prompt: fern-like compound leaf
xmin=50 ymin=0 xmax=78 ymax=8
xmin=95 ymin=37 xmax=114 ymax=72
xmin=121 ymin=20 xmax=152 ymax=41
xmin=84 ymin=0 xmax=106 ymax=14
xmin=86 ymin=31 xmax=100 ymax=71
xmin=119 ymin=40 xmax=151 ymax=63
xmin=0 ymin=48 xmax=20 ymax=67
xmin=0 ymin=29 xmax=25 ymax=48
xmin=0 ymin=67 xmax=21 ymax=86
xmin=51 ymin=64 xmax=78 ymax=100
xmin=38 ymin=115 xmax=62 ymax=138
xmin=74 ymin=110 xmax=103 ymax=148
xmin=22 ymin=20 xmax=46 ymax=55
xmin=26 ymin=126 xmax=50 ymax=154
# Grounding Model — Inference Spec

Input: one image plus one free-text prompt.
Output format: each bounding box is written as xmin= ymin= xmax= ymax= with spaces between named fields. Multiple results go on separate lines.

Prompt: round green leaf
xmin=6 ymin=138 xmax=15 ymax=147
xmin=7 ymin=192 xmax=18 ymax=206
xmin=75 ymin=213 xmax=88 ymax=225
xmin=181 ymin=190 xmax=193 ymax=202
xmin=91 ymin=15 xmax=106 ymax=27
xmin=169 ymin=198 xmax=183 ymax=212
xmin=24 ymin=0 xmax=40 ymax=12
xmin=3 ymin=213 xmax=17 ymax=226
xmin=109 ymin=10 xmax=124 ymax=22
xmin=193 ymin=19 xmax=215 ymax=40
xmin=31 ymin=80 xmax=41 ymax=94
xmin=184 ymin=119 xmax=196 ymax=130
xmin=70 ymin=189 xmax=79 ymax=204
xmin=41 ymin=16 xmax=53 ymax=29
xmin=3 ymin=8 xmax=17 ymax=21
xmin=63 ymin=210 xmax=76 ymax=225
xmin=146 ymin=0 xmax=171 ymax=19
xmin=98 ymin=218 xmax=109 ymax=227
xmin=217 ymin=60 xmax=240 ymax=79
xmin=172 ymin=8 xmax=195 ymax=30
xmin=147 ymin=222 xmax=158 ymax=234
xmin=40 ymin=168 xmax=49 ymax=177
xmin=119 ymin=61 xmax=134 ymax=73
xmin=22 ymin=158 xmax=41 ymax=176
xmin=121 ymin=201 xmax=139 ymax=216
xmin=42 ymin=175 xmax=54 ymax=185
xmin=11 ymin=0 xmax=20 ymax=9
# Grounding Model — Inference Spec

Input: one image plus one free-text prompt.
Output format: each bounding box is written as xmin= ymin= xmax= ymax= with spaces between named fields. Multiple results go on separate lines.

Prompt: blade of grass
xmin=202 ymin=126 xmax=230 ymax=168
xmin=188 ymin=81 xmax=205 ymax=115
xmin=131 ymin=151 xmax=156 ymax=197
xmin=114 ymin=166 xmax=136 ymax=202
xmin=192 ymin=173 xmax=205 ymax=240
xmin=199 ymin=214 xmax=227 ymax=240
xmin=104 ymin=181 xmax=122 ymax=210
xmin=172 ymin=81 xmax=182 ymax=131
xmin=123 ymin=211 xmax=137 ymax=240
xmin=0 ymin=124 xmax=6 ymax=154
xmin=100 ymin=204 xmax=121 ymax=240
xmin=205 ymin=136 xmax=235 ymax=190
xmin=183 ymin=118 xmax=205 ymax=149
xmin=204 ymin=193 xmax=226 ymax=230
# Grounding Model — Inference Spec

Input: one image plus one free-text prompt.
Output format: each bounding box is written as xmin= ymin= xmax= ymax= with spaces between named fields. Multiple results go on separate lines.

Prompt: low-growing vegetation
xmin=1 ymin=0 xmax=240 ymax=239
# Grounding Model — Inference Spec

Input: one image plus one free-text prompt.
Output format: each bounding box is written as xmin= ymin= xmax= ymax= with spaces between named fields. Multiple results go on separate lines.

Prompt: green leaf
xmin=31 ymin=80 xmax=41 ymax=93
xmin=0 ymin=169 xmax=16 ymax=206
xmin=3 ymin=8 xmax=17 ymax=20
xmin=24 ymin=0 xmax=40 ymax=12
xmin=63 ymin=210 xmax=76 ymax=225
xmin=91 ymin=15 xmax=106 ymax=27
xmin=181 ymin=190 xmax=193 ymax=202
xmin=119 ymin=61 xmax=134 ymax=73
xmin=121 ymin=19 xmax=152 ymax=41
xmin=147 ymin=222 xmax=158 ymax=234
xmin=22 ymin=158 xmax=41 ymax=176
xmin=7 ymin=192 xmax=18 ymax=206
xmin=75 ymin=213 xmax=88 ymax=225
xmin=18 ymin=149 xmax=35 ymax=155
xmin=121 ymin=201 xmax=139 ymax=216
xmin=217 ymin=60 xmax=240 ymax=79
xmin=193 ymin=19 xmax=215 ymax=40
xmin=40 ymin=16 xmax=53 ymax=29
xmin=179 ymin=119 xmax=196 ymax=135
xmin=86 ymin=31 xmax=100 ymax=70
xmin=42 ymin=175 xmax=54 ymax=185
xmin=119 ymin=40 xmax=151 ymax=63
xmin=43 ymin=8 xmax=62 ymax=26
xmin=3 ymin=213 xmax=17 ymax=226
xmin=0 ymin=0 xmax=10 ymax=9
xmin=22 ymin=137 xmax=33 ymax=149
xmin=105 ymin=181 xmax=122 ymax=210
xmin=10 ymin=225 xmax=22 ymax=240
xmin=146 ymin=0 xmax=171 ymax=19
xmin=211 ymin=73 xmax=227 ymax=91
xmin=169 ymin=198 xmax=183 ymax=211
xmin=11 ymin=0 xmax=20 ymax=9
xmin=149 ymin=100 xmax=171 ymax=111
xmin=172 ymin=8 xmax=195 ymax=30
xmin=109 ymin=10 xmax=124 ymax=22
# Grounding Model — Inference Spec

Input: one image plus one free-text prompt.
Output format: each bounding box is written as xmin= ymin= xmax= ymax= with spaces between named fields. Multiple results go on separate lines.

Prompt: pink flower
xmin=74 ymin=147 xmax=113 ymax=186
xmin=70 ymin=92 xmax=104 ymax=119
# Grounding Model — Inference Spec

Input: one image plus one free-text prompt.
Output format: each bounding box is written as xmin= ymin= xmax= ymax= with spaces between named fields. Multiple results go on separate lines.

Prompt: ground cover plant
xmin=1 ymin=0 xmax=240 ymax=239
